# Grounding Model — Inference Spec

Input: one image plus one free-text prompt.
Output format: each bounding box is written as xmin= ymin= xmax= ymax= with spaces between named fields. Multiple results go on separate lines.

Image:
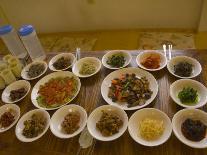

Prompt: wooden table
xmin=0 ymin=50 xmax=207 ymax=155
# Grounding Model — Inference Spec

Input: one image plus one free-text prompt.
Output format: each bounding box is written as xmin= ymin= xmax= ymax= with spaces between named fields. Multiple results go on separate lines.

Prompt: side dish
xmin=53 ymin=57 xmax=71 ymax=70
xmin=79 ymin=62 xmax=96 ymax=75
xmin=178 ymin=87 xmax=198 ymax=105
xmin=36 ymin=77 xmax=78 ymax=108
xmin=10 ymin=88 xmax=27 ymax=101
xmin=0 ymin=110 xmax=15 ymax=128
xmin=174 ymin=62 xmax=193 ymax=77
xmin=61 ymin=111 xmax=80 ymax=134
xmin=96 ymin=111 xmax=123 ymax=136
xmin=107 ymin=54 xmax=125 ymax=68
xmin=108 ymin=73 xmax=152 ymax=107
xmin=27 ymin=64 xmax=45 ymax=78
xmin=141 ymin=54 xmax=160 ymax=69
xmin=181 ymin=118 xmax=206 ymax=142
xmin=22 ymin=114 xmax=46 ymax=138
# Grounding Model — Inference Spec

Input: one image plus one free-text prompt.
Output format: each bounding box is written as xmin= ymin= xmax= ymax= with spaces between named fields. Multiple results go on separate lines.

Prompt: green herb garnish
xmin=178 ymin=87 xmax=198 ymax=104
xmin=107 ymin=54 xmax=125 ymax=68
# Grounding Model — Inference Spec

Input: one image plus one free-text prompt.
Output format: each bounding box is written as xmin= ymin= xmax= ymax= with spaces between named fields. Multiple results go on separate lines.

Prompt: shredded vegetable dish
xmin=108 ymin=73 xmax=152 ymax=107
xmin=37 ymin=77 xmax=78 ymax=108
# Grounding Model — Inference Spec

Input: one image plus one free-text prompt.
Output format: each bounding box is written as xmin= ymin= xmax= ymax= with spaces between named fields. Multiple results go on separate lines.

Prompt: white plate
xmin=102 ymin=50 xmax=132 ymax=70
xmin=0 ymin=104 xmax=20 ymax=133
xmin=87 ymin=105 xmax=128 ymax=141
xmin=50 ymin=104 xmax=87 ymax=138
xmin=49 ymin=53 xmax=76 ymax=72
xmin=101 ymin=67 xmax=158 ymax=110
xmin=136 ymin=51 xmax=167 ymax=71
xmin=72 ymin=57 xmax=102 ymax=78
xmin=170 ymin=79 xmax=207 ymax=108
xmin=15 ymin=109 xmax=50 ymax=142
xmin=167 ymin=56 xmax=202 ymax=79
xmin=31 ymin=71 xmax=81 ymax=110
xmin=2 ymin=80 xmax=31 ymax=103
xmin=172 ymin=109 xmax=207 ymax=148
xmin=21 ymin=61 xmax=48 ymax=80
xmin=128 ymin=108 xmax=172 ymax=146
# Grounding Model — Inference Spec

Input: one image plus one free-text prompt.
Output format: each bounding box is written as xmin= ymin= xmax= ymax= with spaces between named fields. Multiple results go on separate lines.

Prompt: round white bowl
xmin=172 ymin=108 xmax=207 ymax=148
xmin=15 ymin=109 xmax=50 ymax=142
xmin=50 ymin=104 xmax=87 ymax=139
xmin=101 ymin=67 xmax=158 ymax=110
xmin=128 ymin=108 xmax=172 ymax=147
xmin=87 ymin=105 xmax=128 ymax=141
xmin=136 ymin=51 xmax=167 ymax=71
xmin=167 ymin=56 xmax=202 ymax=79
xmin=31 ymin=71 xmax=81 ymax=110
xmin=72 ymin=57 xmax=102 ymax=78
xmin=2 ymin=80 xmax=31 ymax=103
xmin=102 ymin=50 xmax=132 ymax=70
xmin=170 ymin=79 xmax=207 ymax=108
xmin=21 ymin=60 xmax=48 ymax=80
xmin=0 ymin=104 xmax=20 ymax=133
xmin=49 ymin=53 xmax=76 ymax=72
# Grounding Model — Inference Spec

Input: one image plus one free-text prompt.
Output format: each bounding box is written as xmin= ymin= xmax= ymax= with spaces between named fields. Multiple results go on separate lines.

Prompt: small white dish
xmin=15 ymin=109 xmax=50 ymax=142
xmin=2 ymin=80 xmax=31 ymax=103
xmin=167 ymin=56 xmax=202 ymax=79
xmin=49 ymin=53 xmax=76 ymax=72
xmin=172 ymin=108 xmax=207 ymax=148
xmin=21 ymin=61 xmax=48 ymax=80
xmin=50 ymin=104 xmax=87 ymax=139
xmin=136 ymin=51 xmax=167 ymax=71
xmin=31 ymin=71 xmax=81 ymax=110
xmin=87 ymin=105 xmax=128 ymax=141
xmin=0 ymin=104 xmax=20 ymax=133
xmin=102 ymin=50 xmax=132 ymax=70
xmin=101 ymin=67 xmax=158 ymax=110
xmin=72 ymin=57 xmax=101 ymax=78
xmin=128 ymin=108 xmax=172 ymax=147
xmin=170 ymin=79 xmax=207 ymax=108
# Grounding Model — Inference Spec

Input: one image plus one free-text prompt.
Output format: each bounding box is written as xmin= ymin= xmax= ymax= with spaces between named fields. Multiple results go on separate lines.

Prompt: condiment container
xmin=0 ymin=25 xmax=28 ymax=59
xmin=0 ymin=68 xmax=16 ymax=85
xmin=19 ymin=25 xmax=46 ymax=61
xmin=0 ymin=76 xmax=5 ymax=89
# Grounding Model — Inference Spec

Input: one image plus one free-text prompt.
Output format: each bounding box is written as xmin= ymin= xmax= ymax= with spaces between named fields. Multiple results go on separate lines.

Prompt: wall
xmin=0 ymin=0 xmax=203 ymax=33
xmin=199 ymin=0 xmax=207 ymax=31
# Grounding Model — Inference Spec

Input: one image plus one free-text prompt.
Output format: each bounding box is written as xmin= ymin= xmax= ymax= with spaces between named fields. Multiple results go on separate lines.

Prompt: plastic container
xmin=19 ymin=25 xmax=46 ymax=61
xmin=0 ymin=25 xmax=28 ymax=59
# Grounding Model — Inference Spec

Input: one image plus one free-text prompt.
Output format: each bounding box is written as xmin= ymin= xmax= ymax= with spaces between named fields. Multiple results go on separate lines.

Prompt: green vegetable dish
xmin=178 ymin=87 xmax=198 ymax=105
xmin=107 ymin=54 xmax=125 ymax=68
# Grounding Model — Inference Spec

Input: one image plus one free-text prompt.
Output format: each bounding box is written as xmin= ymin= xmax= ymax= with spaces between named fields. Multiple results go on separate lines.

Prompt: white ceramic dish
xmin=172 ymin=108 xmax=207 ymax=148
xmin=15 ymin=109 xmax=50 ymax=142
xmin=2 ymin=80 xmax=31 ymax=103
xmin=101 ymin=67 xmax=158 ymax=110
xmin=136 ymin=51 xmax=167 ymax=71
xmin=21 ymin=60 xmax=48 ymax=80
xmin=128 ymin=108 xmax=172 ymax=147
xmin=102 ymin=50 xmax=132 ymax=70
xmin=72 ymin=57 xmax=102 ymax=78
xmin=49 ymin=53 xmax=76 ymax=71
xmin=0 ymin=104 xmax=20 ymax=133
xmin=167 ymin=56 xmax=202 ymax=79
xmin=87 ymin=105 xmax=128 ymax=141
xmin=170 ymin=79 xmax=207 ymax=108
xmin=50 ymin=104 xmax=87 ymax=138
xmin=31 ymin=71 xmax=81 ymax=110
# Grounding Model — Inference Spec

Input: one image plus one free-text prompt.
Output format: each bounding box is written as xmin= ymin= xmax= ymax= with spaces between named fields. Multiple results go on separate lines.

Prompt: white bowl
xmin=87 ymin=105 xmax=128 ymax=141
xmin=172 ymin=108 xmax=207 ymax=148
xmin=101 ymin=67 xmax=158 ymax=110
xmin=167 ymin=56 xmax=202 ymax=78
xmin=2 ymin=80 xmax=31 ymax=103
xmin=170 ymin=79 xmax=207 ymax=108
xmin=102 ymin=50 xmax=132 ymax=69
xmin=21 ymin=61 xmax=48 ymax=80
xmin=31 ymin=71 xmax=81 ymax=110
xmin=50 ymin=104 xmax=87 ymax=139
xmin=0 ymin=104 xmax=20 ymax=133
xmin=72 ymin=57 xmax=102 ymax=78
xmin=136 ymin=51 xmax=167 ymax=71
xmin=128 ymin=108 xmax=172 ymax=147
xmin=49 ymin=53 xmax=76 ymax=71
xmin=15 ymin=109 xmax=50 ymax=142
